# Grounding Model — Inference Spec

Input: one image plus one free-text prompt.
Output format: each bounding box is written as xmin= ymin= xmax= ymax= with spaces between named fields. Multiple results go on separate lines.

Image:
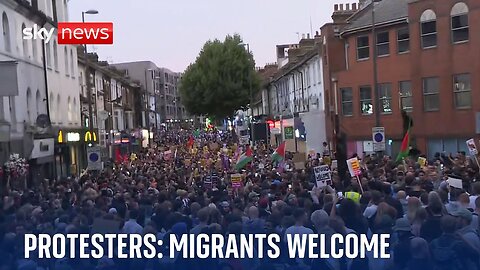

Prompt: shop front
xmin=55 ymin=129 xmax=98 ymax=178
xmin=29 ymin=137 xmax=55 ymax=185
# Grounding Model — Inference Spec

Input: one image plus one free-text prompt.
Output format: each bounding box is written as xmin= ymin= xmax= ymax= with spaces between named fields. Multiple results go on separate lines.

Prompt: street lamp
xmin=82 ymin=9 xmax=98 ymax=143
xmin=240 ymin=42 xmax=254 ymax=147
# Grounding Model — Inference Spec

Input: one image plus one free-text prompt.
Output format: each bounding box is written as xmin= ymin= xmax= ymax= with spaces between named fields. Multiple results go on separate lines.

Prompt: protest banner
xmin=347 ymin=157 xmax=364 ymax=193
xmin=313 ymin=165 xmax=332 ymax=187
xmin=231 ymin=174 xmax=243 ymax=189
xmin=347 ymin=157 xmax=362 ymax=177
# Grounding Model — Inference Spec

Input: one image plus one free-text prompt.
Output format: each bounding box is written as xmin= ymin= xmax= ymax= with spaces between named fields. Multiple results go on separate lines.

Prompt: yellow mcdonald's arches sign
xmin=58 ymin=130 xmax=64 ymax=143
xmin=84 ymin=131 xmax=97 ymax=142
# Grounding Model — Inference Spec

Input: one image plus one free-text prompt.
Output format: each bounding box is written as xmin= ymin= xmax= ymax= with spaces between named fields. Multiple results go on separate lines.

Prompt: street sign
xmin=87 ymin=146 xmax=103 ymax=171
xmin=284 ymin=126 xmax=294 ymax=139
xmin=372 ymin=127 xmax=386 ymax=152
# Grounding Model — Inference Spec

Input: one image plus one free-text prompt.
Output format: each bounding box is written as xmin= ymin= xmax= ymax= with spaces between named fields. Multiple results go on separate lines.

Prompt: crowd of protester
xmin=0 ymin=129 xmax=479 ymax=270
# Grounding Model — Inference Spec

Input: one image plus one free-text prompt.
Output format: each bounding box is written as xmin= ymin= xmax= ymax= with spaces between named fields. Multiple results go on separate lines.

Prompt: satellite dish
xmin=36 ymin=114 xmax=51 ymax=128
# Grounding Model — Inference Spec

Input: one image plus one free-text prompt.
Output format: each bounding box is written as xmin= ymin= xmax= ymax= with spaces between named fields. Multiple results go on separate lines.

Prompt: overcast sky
xmin=69 ymin=0 xmax=352 ymax=72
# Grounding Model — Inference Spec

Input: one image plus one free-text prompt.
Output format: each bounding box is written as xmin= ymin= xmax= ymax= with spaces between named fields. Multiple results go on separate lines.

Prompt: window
xmin=64 ymin=47 xmax=69 ymax=76
xmin=378 ymin=83 xmax=392 ymax=113
xmin=423 ymin=77 xmax=439 ymax=111
xmin=360 ymin=86 xmax=373 ymax=115
xmin=73 ymin=98 xmax=77 ymax=121
xmin=451 ymin=3 xmax=469 ymax=43
xmin=70 ymin=50 xmax=75 ymax=77
xmin=453 ymin=73 xmax=471 ymax=108
xmin=56 ymin=94 xmax=61 ymax=123
xmin=2 ymin=12 xmax=11 ymax=52
xmin=53 ymin=41 xmax=58 ymax=70
xmin=67 ymin=97 xmax=72 ymax=122
xmin=376 ymin=32 xmax=390 ymax=56
xmin=8 ymin=97 xmax=16 ymax=129
xmin=46 ymin=43 xmax=52 ymax=68
xmin=356 ymin=36 xmax=369 ymax=60
xmin=399 ymin=81 xmax=413 ymax=111
xmin=421 ymin=10 xmax=437 ymax=48
xmin=397 ymin=28 xmax=410 ymax=53
xmin=32 ymin=39 xmax=37 ymax=61
xmin=340 ymin=88 xmax=353 ymax=116
xmin=22 ymin=24 xmax=29 ymax=57
xmin=35 ymin=90 xmax=41 ymax=117
xmin=26 ymin=88 xmax=32 ymax=122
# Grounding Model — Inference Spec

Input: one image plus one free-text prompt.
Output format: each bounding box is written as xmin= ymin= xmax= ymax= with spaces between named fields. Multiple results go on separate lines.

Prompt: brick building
xmin=322 ymin=0 xmax=480 ymax=159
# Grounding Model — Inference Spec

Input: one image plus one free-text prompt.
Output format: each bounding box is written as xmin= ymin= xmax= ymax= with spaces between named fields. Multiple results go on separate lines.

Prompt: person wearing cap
xmin=391 ymin=218 xmax=414 ymax=270
xmin=453 ymin=208 xmax=480 ymax=254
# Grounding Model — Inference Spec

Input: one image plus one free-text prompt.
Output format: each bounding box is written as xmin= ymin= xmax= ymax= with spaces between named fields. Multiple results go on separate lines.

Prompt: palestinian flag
xmin=272 ymin=142 xmax=286 ymax=164
xmin=235 ymin=146 xmax=253 ymax=171
xmin=396 ymin=128 xmax=410 ymax=162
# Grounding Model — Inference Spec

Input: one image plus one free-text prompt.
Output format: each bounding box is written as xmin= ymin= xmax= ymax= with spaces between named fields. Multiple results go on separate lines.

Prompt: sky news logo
xmin=22 ymin=22 xmax=113 ymax=44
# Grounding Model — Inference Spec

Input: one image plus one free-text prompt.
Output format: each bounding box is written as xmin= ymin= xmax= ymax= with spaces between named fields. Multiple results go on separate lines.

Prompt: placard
xmin=294 ymin=162 xmax=305 ymax=170
xmin=347 ymin=157 xmax=362 ymax=176
xmin=314 ymin=165 xmax=332 ymax=187
xmin=418 ymin=157 xmax=427 ymax=168
xmin=231 ymin=174 xmax=243 ymax=189
xmin=466 ymin=139 xmax=478 ymax=155
xmin=331 ymin=160 xmax=338 ymax=170
xmin=447 ymin=177 xmax=463 ymax=189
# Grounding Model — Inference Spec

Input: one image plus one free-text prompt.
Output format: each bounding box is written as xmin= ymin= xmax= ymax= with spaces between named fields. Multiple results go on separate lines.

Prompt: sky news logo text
xmin=22 ymin=22 xmax=113 ymax=45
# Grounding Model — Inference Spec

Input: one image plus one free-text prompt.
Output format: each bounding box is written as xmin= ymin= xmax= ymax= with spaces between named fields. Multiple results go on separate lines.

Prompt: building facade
xmin=0 ymin=0 xmax=80 ymax=181
xmin=77 ymin=52 xmax=144 ymax=166
xmin=321 ymin=0 xmax=480 ymax=159
xmin=264 ymin=36 xmax=328 ymax=154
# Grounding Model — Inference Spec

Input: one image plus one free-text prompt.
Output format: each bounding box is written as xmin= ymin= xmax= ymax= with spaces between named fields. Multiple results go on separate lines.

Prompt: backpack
xmin=430 ymin=239 xmax=465 ymax=270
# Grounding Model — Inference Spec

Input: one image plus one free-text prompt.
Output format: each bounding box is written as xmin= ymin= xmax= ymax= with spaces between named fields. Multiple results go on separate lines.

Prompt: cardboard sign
xmin=447 ymin=177 xmax=463 ymax=189
xmin=466 ymin=139 xmax=478 ymax=155
xmin=347 ymin=157 xmax=362 ymax=176
xmin=92 ymin=218 xmax=121 ymax=234
xmin=418 ymin=157 xmax=427 ymax=168
xmin=231 ymin=174 xmax=243 ymax=188
xmin=314 ymin=165 xmax=332 ymax=187
xmin=293 ymin=153 xmax=307 ymax=163
xmin=295 ymin=162 xmax=305 ymax=170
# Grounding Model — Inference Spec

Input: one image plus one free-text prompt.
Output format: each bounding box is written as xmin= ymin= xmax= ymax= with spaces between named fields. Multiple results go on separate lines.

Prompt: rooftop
xmin=342 ymin=0 xmax=408 ymax=35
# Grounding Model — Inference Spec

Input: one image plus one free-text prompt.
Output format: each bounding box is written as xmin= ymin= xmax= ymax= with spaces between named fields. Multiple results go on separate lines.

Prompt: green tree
xmin=179 ymin=34 xmax=261 ymax=120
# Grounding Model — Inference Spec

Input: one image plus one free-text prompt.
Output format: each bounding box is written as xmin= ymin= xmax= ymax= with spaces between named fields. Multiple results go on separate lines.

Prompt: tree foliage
xmin=179 ymin=34 xmax=261 ymax=119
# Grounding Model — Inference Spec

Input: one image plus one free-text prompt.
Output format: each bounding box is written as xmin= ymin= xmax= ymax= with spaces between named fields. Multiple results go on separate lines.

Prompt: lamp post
xmin=240 ymin=43 xmax=254 ymax=147
xmin=372 ymin=0 xmax=383 ymax=158
xmin=82 ymin=9 xmax=98 ymax=143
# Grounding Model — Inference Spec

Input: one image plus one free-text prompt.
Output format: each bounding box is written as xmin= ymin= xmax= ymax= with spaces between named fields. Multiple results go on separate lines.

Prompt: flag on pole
xmin=272 ymin=142 xmax=286 ymax=164
xmin=396 ymin=128 xmax=410 ymax=162
xmin=235 ymin=146 xmax=253 ymax=171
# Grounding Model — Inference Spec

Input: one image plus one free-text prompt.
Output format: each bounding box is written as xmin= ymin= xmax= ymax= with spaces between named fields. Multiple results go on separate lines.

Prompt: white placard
xmin=447 ymin=177 xmax=463 ymax=189
xmin=314 ymin=165 xmax=331 ymax=187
